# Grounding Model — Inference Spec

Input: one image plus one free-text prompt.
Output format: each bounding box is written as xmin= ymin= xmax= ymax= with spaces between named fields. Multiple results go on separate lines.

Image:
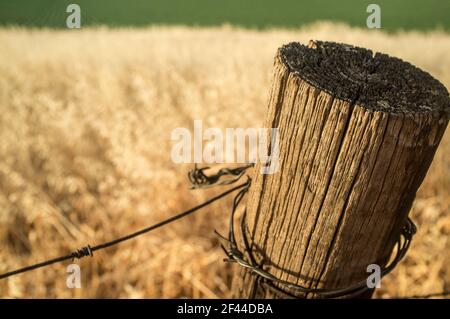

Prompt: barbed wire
xmin=215 ymin=177 xmax=416 ymax=298
xmin=205 ymin=165 xmax=449 ymax=300
xmin=188 ymin=163 xmax=254 ymax=189
xmin=0 ymin=169 xmax=250 ymax=280
xmin=0 ymin=163 xmax=448 ymax=299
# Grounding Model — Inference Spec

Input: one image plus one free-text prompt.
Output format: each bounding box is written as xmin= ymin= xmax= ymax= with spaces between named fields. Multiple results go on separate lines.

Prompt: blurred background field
xmin=0 ymin=23 xmax=449 ymax=298
xmin=0 ymin=0 xmax=449 ymax=299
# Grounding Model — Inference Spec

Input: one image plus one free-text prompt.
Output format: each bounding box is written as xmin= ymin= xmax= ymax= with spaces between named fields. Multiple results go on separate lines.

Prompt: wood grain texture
xmin=232 ymin=41 xmax=449 ymax=298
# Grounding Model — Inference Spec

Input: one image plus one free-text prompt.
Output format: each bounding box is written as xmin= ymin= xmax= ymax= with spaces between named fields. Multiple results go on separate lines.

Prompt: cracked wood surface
xmin=232 ymin=41 xmax=449 ymax=298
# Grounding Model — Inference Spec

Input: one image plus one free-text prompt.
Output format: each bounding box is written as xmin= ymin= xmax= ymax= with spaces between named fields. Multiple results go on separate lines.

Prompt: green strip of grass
xmin=0 ymin=0 xmax=448 ymax=31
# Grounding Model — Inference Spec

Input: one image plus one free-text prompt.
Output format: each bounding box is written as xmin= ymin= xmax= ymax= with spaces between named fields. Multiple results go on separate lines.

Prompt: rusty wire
xmin=210 ymin=167 xmax=429 ymax=299
xmin=0 ymin=163 xmax=448 ymax=299
xmin=220 ymin=201 xmax=417 ymax=298
xmin=0 ymin=174 xmax=249 ymax=281
xmin=188 ymin=163 xmax=254 ymax=189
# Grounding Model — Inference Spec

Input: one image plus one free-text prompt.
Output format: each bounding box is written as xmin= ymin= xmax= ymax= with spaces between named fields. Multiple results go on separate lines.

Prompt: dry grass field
xmin=0 ymin=22 xmax=449 ymax=298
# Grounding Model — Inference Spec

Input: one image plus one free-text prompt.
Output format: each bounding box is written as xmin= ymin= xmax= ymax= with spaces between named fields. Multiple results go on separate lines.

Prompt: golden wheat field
xmin=0 ymin=22 xmax=449 ymax=298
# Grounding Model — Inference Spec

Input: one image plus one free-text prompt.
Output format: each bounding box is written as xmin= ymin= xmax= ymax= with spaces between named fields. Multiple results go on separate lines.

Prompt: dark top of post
xmin=279 ymin=41 xmax=450 ymax=114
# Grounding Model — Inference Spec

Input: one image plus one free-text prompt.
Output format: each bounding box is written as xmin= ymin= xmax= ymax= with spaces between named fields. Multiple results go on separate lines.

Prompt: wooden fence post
xmin=232 ymin=41 xmax=449 ymax=298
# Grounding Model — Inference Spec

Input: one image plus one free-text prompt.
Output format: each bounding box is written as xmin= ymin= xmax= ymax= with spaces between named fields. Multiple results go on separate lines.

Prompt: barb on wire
xmin=1 ymin=162 xmax=448 ymax=299
xmin=188 ymin=163 xmax=254 ymax=189
xmin=0 ymin=178 xmax=248 ymax=281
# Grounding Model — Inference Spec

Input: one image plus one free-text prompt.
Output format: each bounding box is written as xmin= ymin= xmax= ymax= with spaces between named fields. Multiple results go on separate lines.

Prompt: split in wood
xmin=232 ymin=41 xmax=450 ymax=298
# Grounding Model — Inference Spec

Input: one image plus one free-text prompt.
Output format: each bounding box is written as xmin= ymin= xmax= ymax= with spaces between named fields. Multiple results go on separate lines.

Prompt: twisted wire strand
xmin=196 ymin=163 xmax=449 ymax=299
xmin=216 ymin=179 xmax=418 ymax=299
xmin=0 ymin=180 xmax=248 ymax=281
xmin=1 ymin=163 xmax=448 ymax=299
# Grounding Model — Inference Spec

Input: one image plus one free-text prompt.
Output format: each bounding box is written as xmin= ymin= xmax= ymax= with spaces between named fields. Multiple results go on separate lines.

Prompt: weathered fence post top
xmin=232 ymin=40 xmax=450 ymax=299
xmin=279 ymin=40 xmax=450 ymax=115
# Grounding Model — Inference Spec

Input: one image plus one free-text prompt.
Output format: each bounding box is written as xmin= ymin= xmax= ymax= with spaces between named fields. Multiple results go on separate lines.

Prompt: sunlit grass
xmin=0 ymin=22 xmax=448 ymax=298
